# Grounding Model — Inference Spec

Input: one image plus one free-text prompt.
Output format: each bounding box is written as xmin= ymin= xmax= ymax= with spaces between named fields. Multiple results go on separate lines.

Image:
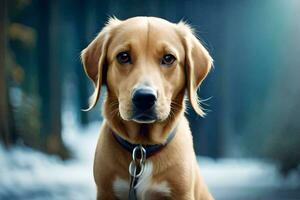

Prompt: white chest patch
xmin=113 ymin=162 xmax=171 ymax=200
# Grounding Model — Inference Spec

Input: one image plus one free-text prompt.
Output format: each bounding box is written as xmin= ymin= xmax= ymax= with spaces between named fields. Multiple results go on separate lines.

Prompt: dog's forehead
xmin=120 ymin=17 xmax=177 ymax=33
xmin=108 ymin=17 xmax=182 ymax=55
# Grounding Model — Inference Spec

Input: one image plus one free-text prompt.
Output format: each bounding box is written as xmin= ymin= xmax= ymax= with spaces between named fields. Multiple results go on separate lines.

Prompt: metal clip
xmin=128 ymin=145 xmax=147 ymax=200
xmin=129 ymin=145 xmax=146 ymax=178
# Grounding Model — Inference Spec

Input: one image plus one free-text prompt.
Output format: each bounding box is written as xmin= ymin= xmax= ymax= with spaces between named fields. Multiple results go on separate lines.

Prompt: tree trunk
xmin=36 ymin=0 xmax=69 ymax=159
xmin=75 ymin=0 xmax=89 ymax=126
xmin=0 ymin=0 xmax=15 ymax=147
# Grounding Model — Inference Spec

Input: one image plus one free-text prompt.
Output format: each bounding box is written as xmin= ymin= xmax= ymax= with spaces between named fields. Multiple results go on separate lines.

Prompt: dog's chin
xmin=118 ymin=111 xmax=157 ymax=123
xmin=119 ymin=109 xmax=170 ymax=124
xmin=131 ymin=114 xmax=157 ymax=124
xmin=131 ymin=112 xmax=172 ymax=124
xmin=132 ymin=118 xmax=156 ymax=124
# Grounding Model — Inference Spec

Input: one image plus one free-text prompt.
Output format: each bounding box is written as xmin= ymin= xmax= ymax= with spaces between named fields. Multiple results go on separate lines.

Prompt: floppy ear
xmin=178 ymin=22 xmax=213 ymax=117
xmin=81 ymin=17 xmax=120 ymax=111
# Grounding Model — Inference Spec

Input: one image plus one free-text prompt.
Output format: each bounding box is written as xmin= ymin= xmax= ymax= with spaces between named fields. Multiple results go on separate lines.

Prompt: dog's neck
xmin=103 ymin=95 xmax=185 ymax=145
xmin=110 ymin=124 xmax=178 ymax=158
xmin=104 ymin=110 xmax=183 ymax=145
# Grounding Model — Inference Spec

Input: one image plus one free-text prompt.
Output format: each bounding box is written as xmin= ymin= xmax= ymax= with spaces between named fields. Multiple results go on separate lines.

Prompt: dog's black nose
xmin=132 ymin=87 xmax=157 ymax=111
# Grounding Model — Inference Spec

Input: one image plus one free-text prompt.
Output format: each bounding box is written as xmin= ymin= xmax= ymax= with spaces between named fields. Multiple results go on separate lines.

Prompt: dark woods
xmin=1 ymin=0 xmax=300 ymax=175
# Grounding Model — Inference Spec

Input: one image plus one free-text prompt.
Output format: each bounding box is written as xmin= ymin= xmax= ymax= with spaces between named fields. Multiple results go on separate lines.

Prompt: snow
xmin=0 ymin=111 xmax=98 ymax=200
xmin=199 ymin=157 xmax=300 ymax=189
xmin=0 ymin=112 xmax=299 ymax=199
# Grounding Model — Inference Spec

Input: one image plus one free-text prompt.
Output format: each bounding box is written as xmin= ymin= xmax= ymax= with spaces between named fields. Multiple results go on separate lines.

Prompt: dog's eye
xmin=116 ymin=52 xmax=131 ymax=64
xmin=161 ymin=54 xmax=176 ymax=66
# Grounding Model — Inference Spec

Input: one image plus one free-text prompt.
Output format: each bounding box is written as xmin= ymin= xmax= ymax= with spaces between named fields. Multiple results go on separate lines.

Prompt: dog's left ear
xmin=81 ymin=17 xmax=121 ymax=111
xmin=177 ymin=22 xmax=213 ymax=117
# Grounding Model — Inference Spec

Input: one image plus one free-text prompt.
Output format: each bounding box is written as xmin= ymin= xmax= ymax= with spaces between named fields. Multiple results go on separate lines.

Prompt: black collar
xmin=111 ymin=125 xmax=178 ymax=158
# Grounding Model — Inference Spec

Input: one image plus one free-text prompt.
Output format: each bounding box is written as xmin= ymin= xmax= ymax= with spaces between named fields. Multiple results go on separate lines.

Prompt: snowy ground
xmin=199 ymin=158 xmax=300 ymax=200
xmin=1 ymin=115 xmax=300 ymax=200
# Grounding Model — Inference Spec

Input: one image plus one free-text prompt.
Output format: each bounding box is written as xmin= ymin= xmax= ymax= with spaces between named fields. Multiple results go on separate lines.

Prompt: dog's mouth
xmin=131 ymin=111 xmax=157 ymax=124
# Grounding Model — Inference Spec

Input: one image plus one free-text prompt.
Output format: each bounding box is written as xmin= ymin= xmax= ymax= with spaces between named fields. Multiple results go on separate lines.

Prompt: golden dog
xmin=81 ymin=16 xmax=213 ymax=200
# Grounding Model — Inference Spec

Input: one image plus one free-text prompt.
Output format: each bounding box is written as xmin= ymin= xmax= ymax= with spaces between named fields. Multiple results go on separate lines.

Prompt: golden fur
xmin=81 ymin=16 xmax=214 ymax=200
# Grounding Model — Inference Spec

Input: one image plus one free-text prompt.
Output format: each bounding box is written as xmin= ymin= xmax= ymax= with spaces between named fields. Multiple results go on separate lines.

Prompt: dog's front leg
xmin=96 ymin=187 xmax=117 ymax=200
xmin=171 ymin=190 xmax=214 ymax=200
xmin=171 ymin=193 xmax=195 ymax=200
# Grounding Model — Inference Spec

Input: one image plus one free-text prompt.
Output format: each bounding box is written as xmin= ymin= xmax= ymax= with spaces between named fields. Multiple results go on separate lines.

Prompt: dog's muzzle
xmin=131 ymin=86 xmax=157 ymax=123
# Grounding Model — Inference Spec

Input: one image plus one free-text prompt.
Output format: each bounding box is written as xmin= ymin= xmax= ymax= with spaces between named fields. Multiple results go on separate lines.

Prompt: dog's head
xmin=81 ymin=17 xmax=212 ymax=141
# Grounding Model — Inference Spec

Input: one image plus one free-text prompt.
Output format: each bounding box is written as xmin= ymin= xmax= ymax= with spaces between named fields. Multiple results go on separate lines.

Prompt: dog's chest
xmin=112 ymin=162 xmax=171 ymax=200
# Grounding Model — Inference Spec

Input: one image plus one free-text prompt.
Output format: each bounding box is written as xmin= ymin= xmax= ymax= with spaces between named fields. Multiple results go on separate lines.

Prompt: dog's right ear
xmin=81 ymin=17 xmax=121 ymax=111
xmin=177 ymin=21 xmax=213 ymax=117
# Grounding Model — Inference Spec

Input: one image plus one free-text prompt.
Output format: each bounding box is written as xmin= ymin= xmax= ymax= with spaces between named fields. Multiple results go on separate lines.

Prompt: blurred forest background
xmin=1 ymin=0 xmax=300 ymax=182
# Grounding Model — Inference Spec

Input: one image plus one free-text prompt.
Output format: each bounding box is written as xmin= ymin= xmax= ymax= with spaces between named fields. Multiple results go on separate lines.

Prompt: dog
xmin=81 ymin=16 xmax=214 ymax=200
